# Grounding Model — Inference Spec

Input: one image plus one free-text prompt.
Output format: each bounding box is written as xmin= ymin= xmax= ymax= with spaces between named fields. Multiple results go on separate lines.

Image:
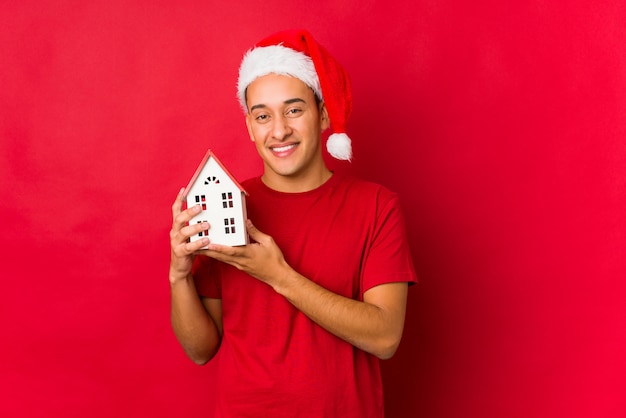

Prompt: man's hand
xmin=169 ymin=188 xmax=211 ymax=284
xmin=200 ymin=219 xmax=292 ymax=289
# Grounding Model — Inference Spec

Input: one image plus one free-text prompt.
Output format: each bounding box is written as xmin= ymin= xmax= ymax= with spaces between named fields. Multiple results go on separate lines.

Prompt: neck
xmin=261 ymin=166 xmax=333 ymax=193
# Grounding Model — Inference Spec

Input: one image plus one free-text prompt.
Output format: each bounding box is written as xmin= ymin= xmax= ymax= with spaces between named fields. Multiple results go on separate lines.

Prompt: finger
xmin=173 ymin=236 xmax=209 ymax=258
xmin=185 ymin=237 xmax=210 ymax=253
xmin=179 ymin=220 xmax=210 ymax=241
xmin=173 ymin=203 xmax=202 ymax=231
xmin=245 ymin=219 xmax=269 ymax=244
xmin=204 ymin=243 xmax=241 ymax=255
xmin=171 ymin=213 xmax=209 ymax=247
xmin=171 ymin=187 xmax=185 ymax=218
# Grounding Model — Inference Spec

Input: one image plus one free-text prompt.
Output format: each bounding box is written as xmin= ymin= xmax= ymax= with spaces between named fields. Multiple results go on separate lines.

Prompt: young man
xmin=169 ymin=29 xmax=417 ymax=417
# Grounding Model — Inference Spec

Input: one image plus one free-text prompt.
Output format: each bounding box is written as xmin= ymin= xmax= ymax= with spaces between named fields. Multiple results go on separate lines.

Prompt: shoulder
xmin=332 ymin=174 xmax=399 ymax=205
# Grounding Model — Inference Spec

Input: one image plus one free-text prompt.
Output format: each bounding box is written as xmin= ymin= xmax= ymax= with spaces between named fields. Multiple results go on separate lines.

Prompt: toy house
xmin=183 ymin=149 xmax=249 ymax=247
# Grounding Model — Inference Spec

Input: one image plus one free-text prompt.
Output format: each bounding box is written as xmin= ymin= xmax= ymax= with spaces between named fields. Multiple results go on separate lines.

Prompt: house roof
xmin=183 ymin=149 xmax=248 ymax=198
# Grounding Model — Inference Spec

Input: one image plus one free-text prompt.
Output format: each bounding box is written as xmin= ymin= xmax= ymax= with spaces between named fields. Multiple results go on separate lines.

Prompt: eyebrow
xmin=250 ymin=98 xmax=306 ymax=112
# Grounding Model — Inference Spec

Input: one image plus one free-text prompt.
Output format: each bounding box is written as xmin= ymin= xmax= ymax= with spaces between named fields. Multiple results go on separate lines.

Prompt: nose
xmin=271 ymin=115 xmax=292 ymax=140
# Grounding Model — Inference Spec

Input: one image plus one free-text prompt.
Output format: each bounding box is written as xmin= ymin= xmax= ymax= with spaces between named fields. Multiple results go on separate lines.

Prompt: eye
xmin=254 ymin=113 xmax=270 ymax=123
xmin=285 ymin=108 xmax=303 ymax=117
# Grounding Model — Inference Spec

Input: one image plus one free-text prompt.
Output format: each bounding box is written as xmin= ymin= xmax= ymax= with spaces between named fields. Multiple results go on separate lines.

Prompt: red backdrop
xmin=2 ymin=1 xmax=625 ymax=417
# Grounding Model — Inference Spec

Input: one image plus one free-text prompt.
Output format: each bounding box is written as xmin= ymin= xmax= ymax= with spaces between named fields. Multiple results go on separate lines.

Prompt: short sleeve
xmin=361 ymin=192 xmax=418 ymax=295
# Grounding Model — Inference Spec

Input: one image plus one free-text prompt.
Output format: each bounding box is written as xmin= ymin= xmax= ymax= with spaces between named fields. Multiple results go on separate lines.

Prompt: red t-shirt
xmin=193 ymin=174 xmax=417 ymax=417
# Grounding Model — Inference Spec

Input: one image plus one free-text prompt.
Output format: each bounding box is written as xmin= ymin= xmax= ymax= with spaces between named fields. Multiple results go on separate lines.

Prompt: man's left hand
xmin=200 ymin=220 xmax=292 ymax=287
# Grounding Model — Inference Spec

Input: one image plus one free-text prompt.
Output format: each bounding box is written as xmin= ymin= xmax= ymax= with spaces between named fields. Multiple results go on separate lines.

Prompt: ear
xmin=245 ymin=114 xmax=255 ymax=142
xmin=319 ymin=102 xmax=330 ymax=131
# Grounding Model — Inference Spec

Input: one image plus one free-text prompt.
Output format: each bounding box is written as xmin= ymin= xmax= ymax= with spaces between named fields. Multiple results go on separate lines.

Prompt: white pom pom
xmin=327 ymin=133 xmax=352 ymax=161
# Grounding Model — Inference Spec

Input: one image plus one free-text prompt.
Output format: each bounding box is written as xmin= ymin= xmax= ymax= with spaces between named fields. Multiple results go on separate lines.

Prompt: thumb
xmin=245 ymin=219 xmax=266 ymax=242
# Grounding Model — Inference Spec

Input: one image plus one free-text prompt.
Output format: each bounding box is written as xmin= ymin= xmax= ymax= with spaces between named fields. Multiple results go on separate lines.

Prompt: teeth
xmin=272 ymin=144 xmax=296 ymax=153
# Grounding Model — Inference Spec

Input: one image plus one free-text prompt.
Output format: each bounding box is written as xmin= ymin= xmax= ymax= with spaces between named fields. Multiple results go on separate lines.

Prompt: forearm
xmin=273 ymin=271 xmax=408 ymax=360
xmin=170 ymin=275 xmax=220 ymax=365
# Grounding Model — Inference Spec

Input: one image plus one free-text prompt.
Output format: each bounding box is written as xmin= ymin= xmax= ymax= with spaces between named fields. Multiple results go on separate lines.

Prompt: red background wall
xmin=1 ymin=1 xmax=625 ymax=417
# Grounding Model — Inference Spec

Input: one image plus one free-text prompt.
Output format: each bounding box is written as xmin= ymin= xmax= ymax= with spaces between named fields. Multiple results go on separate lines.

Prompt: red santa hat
xmin=237 ymin=29 xmax=353 ymax=161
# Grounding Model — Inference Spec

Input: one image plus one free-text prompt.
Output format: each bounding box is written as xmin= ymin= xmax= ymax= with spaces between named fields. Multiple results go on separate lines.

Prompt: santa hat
xmin=237 ymin=29 xmax=353 ymax=161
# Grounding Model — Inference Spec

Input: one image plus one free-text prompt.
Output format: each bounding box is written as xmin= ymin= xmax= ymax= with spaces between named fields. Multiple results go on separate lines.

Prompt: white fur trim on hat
xmin=237 ymin=45 xmax=322 ymax=112
xmin=326 ymin=133 xmax=352 ymax=161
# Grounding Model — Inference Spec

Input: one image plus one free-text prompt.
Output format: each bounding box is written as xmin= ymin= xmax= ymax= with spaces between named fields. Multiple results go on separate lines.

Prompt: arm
xmin=202 ymin=220 xmax=409 ymax=360
xmin=278 ymin=273 xmax=408 ymax=360
xmin=169 ymin=188 xmax=223 ymax=365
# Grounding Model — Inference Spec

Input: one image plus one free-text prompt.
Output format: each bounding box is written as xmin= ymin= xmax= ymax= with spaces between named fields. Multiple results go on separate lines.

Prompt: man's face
xmin=245 ymin=73 xmax=329 ymax=187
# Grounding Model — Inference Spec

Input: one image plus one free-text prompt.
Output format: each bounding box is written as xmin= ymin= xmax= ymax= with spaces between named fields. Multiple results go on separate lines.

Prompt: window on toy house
xmin=194 ymin=194 xmax=207 ymax=210
xmin=204 ymin=176 xmax=220 ymax=185
xmin=222 ymin=192 xmax=234 ymax=209
xmin=224 ymin=218 xmax=236 ymax=234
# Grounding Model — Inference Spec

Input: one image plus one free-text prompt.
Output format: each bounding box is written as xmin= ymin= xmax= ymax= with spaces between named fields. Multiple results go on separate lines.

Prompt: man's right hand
xmin=169 ymin=188 xmax=210 ymax=285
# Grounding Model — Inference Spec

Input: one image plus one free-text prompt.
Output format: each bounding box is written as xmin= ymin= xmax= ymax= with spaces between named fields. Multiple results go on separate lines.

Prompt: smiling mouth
xmin=271 ymin=143 xmax=297 ymax=153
